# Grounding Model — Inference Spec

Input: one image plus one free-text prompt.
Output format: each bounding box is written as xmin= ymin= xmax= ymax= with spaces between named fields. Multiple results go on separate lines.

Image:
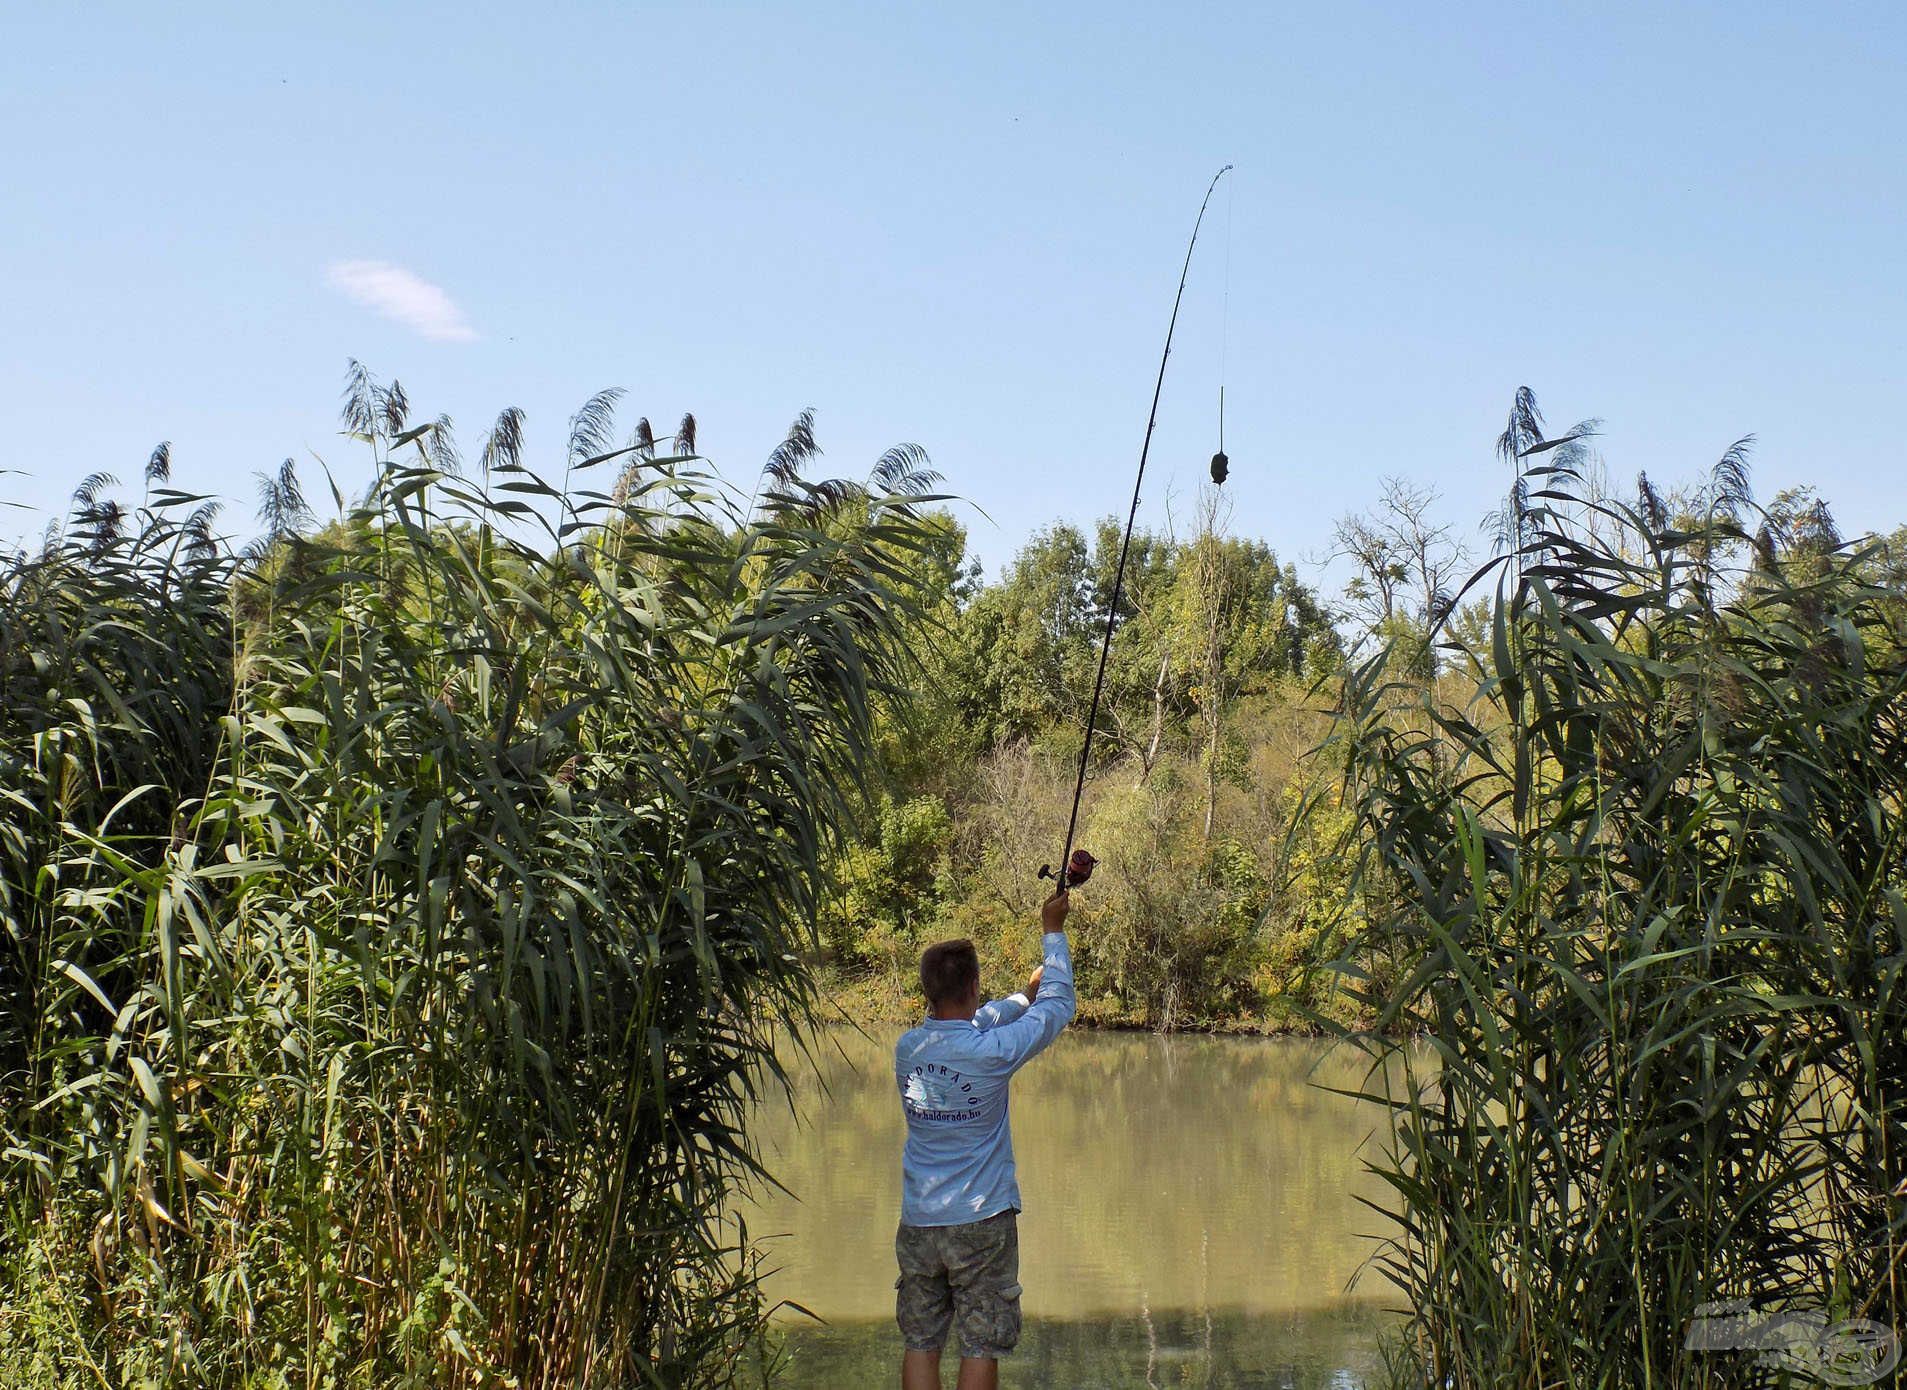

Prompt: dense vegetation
xmin=0 ymin=373 xmax=943 ymax=1386
xmin=1324 ymin=396 xmax=1907 ymax=1386
xmin=802 ymin=451 xmax=1493 ymax=1032
xmin=809 ymin=488 xmax=1362 ymax=1031
xmin=6 ymin=369 xmax=1901 ymax=1386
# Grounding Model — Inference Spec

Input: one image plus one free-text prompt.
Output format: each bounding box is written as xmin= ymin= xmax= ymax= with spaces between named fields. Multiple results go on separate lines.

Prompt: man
xmin=893 ymin=891 xmax=1076 ymax=1390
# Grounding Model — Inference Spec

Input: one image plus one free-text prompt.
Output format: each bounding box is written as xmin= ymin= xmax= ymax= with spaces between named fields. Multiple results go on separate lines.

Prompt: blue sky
xmin=4 ymin=2 xmax=1902 ymax=581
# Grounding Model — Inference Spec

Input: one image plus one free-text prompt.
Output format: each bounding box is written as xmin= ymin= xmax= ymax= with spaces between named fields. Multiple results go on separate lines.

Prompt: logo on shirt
xmin=902 ymin=1062 xmax=981 ymax=1122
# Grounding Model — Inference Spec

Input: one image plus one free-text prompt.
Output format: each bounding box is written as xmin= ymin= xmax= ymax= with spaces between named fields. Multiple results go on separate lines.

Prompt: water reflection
xmin=770 ymin=1308 xmax=1388 ymax=1388
xmin=741 ymin=1027 xmax=1398 ymax=1386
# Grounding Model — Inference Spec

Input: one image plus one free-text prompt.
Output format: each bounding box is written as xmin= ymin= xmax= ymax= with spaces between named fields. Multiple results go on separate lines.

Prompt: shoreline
xmin=809 ymin=966 xmax=1374 ymax=1038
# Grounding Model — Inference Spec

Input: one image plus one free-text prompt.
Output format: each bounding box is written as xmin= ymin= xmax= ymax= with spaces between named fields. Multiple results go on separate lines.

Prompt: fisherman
xmin=893 ymin=891 xmax=1076 ymax=1390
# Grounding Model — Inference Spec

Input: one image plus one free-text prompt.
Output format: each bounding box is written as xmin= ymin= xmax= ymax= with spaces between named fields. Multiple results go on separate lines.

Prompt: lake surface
xmin=739 ymin=1027 xmax=1400 ymax=1388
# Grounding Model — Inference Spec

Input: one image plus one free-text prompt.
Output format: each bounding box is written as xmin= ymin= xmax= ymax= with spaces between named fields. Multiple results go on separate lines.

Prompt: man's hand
xmin=1041 ymin=890 xmax=1070 ymax=934
xmin=1024 ymin=964 xmax=1045 ymax=1000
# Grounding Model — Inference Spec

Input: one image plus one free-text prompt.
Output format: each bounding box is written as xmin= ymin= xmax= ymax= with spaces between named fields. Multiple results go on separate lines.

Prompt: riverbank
xmin=811 ymin=964 xmax=1357 ymax=1035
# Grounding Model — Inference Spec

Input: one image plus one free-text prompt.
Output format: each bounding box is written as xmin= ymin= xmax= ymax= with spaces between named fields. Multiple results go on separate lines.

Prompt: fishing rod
xmin=1039 ymin=163 xmax=1235 ymax=895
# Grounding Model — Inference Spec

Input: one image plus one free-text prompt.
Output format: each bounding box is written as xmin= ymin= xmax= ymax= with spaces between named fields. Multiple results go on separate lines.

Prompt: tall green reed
xmin=0 ymin=371 xmax=942 ymax=1387
xmin=1314 ymin=399 xmax=1905 ymax=1387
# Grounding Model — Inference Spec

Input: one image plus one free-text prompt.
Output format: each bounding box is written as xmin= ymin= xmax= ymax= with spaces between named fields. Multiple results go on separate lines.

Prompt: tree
xmin=1332 ymin=476 xmax=1465 ymax=675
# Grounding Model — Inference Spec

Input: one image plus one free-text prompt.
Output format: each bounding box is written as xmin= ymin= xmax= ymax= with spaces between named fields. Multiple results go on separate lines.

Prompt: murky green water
xmin=740 ymin=1027 xmax=1400 ymax=1387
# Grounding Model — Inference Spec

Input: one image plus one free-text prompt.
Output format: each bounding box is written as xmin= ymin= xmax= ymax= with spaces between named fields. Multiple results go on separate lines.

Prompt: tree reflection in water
xmin=740 ymin=1028 xmax=1404 ymax=1387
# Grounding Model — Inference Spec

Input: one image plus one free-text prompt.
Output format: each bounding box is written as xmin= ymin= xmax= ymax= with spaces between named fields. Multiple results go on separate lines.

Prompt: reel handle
xmin=1036 ymin=849 xmax=1098 ymax=890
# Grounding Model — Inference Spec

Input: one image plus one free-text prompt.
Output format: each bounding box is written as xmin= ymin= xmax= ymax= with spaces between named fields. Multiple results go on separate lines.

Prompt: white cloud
xmin=326 ymin=260 xmax=479 ymax=342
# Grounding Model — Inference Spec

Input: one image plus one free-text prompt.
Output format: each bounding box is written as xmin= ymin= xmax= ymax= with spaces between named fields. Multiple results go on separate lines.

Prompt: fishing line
xmin=1041 ymin=164 xmax=1234 ymax=895
xmin=1219 ymin=171 xmax=1232 ymax=461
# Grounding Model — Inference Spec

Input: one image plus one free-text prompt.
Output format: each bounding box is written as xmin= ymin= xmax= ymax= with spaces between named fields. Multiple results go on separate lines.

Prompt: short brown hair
xmin=919 ymin=939 xmax=979 ymax=1008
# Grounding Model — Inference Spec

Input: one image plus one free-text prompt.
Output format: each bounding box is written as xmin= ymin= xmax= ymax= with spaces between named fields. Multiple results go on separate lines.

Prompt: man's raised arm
xmin=973 ymin=893 xmax=1076 ymax=1071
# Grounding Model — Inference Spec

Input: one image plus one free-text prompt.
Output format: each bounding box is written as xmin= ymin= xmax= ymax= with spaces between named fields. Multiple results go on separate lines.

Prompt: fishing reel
xmin=1037 ymin=849 xmax=1098 ymax=891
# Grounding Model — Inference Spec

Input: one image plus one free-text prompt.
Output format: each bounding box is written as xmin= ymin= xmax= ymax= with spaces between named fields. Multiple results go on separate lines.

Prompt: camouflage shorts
xmin=894 ymin=1209 xmax=1023 ymax=1359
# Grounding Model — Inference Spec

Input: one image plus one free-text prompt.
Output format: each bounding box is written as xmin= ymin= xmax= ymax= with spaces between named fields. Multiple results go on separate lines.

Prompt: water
xmin=739 ymin=1027 xmax=1400 ymax=1388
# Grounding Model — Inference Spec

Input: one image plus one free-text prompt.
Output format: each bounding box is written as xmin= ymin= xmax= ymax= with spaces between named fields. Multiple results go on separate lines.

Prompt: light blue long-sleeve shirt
xmin=894 ymin=931 xmax=1076 ymax=1227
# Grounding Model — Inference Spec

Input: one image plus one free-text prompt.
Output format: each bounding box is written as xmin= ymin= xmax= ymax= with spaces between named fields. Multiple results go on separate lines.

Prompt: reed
xmin=0 ymin=370 xmax=941 ymax=1387
xmin=1313 ymin=401 xmax=1906 ymax=1387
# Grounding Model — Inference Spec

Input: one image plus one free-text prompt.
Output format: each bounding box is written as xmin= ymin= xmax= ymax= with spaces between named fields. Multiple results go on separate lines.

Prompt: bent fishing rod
xmin=1040 ymin=162 xmax=1234 ymax=897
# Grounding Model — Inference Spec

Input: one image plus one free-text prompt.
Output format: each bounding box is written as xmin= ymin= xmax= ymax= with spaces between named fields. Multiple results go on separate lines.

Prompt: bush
xmin=817 ymin=794 xmax=953 ymax=967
